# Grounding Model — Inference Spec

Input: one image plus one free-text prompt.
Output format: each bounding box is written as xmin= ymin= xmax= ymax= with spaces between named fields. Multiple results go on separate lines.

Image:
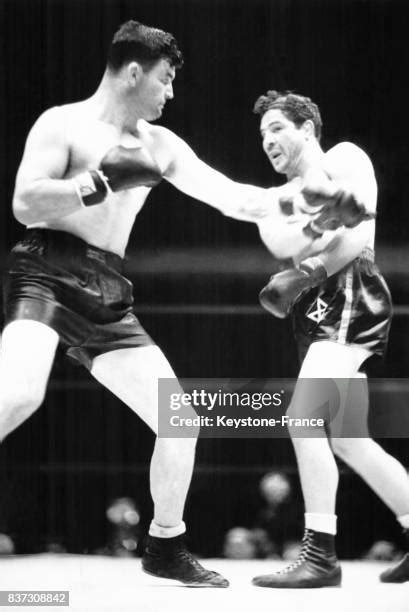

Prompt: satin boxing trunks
xmin=3 ymin=229 xmax=154 ymax=369
xmin=292 ymin=247 xmax=393 ymax=363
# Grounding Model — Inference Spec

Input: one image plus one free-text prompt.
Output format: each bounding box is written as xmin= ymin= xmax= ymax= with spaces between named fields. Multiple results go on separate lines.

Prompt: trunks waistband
xmin=20 ymin=229 xmax=124 ymax=272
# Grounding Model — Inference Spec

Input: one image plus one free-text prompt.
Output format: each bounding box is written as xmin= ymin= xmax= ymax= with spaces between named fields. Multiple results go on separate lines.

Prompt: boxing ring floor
xmin=0 ymin=555 xmax=407 ymax=612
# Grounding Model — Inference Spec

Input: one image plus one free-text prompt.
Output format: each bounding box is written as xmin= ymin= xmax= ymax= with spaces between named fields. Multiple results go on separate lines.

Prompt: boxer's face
xmin=133 ymin=58 xmax=175 ymax=120
xmin=260 ymin=109 xmax=309 ymax=178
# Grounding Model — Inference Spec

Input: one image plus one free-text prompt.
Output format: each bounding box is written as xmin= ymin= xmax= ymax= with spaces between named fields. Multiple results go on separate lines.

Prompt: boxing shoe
xmin=142 ymin=534 xmax=229 ymax=587
xmin=379 ymin=554 xmax=409 ymax=583
xmin=252 ymin=529 xmax=342 ymax=588
xmin=380 ymin=531 xmax=409 ymax=583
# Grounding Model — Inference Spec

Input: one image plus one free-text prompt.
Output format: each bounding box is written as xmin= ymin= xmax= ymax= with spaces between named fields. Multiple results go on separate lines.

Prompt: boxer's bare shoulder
xmin=323 ymin=141 xmax=377 ymax=213
xmin=25 ymin=101 xmax=95 ymax=146
xmin=136 ymin=120 xmax=186 ymax=176
xmin=14 ymin=106 xmax=70 ymax=202
xmin=323 ymin=142 xmax=375 ymax=179
xmin=20 ymin=102 xmax=128 ymax=181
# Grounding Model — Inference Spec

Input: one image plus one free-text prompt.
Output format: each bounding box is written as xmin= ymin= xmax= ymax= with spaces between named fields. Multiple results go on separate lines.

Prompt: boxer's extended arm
xmin=255 ymin=181 xmax=350 ymax=259
xmin=154 ymin=126 xmax=336 ymax=260
xmin=156 ymin=127 xmax=271 ymax=221
xmin=13 ymin=107 xmax=83 ymax=224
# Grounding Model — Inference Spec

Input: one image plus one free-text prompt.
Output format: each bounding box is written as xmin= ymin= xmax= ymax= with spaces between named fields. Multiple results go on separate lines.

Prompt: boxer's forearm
xmin=221 ymin=183 xmax=276 ymax=221
xmin=166 ymin=157 xmax=268 ymax=221
xmin=13 ymin=178 xmax=83 ymax=225
xmin=309 ymin=222 xmax=374 ymax=277
xmin=161 ymin=129 xmax=272 ymax=220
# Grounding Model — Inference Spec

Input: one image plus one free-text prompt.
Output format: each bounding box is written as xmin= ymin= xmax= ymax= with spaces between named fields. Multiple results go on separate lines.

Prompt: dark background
xmin=0 ymin=0 xmax=408 ymax=558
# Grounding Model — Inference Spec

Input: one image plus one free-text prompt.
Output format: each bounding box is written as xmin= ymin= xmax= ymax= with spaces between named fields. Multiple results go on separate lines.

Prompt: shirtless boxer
xmin=2 ymin=22 xmax=351 ymax=587
xmin=251 ymin=91 xmax=409 ymax=588
xmin=2 ymin=18 xmax=372 ymax=586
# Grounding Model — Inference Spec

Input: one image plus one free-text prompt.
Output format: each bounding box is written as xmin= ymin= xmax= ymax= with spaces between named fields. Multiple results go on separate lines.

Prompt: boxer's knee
xmin=331 ymin=437 xmax=366 ymax=461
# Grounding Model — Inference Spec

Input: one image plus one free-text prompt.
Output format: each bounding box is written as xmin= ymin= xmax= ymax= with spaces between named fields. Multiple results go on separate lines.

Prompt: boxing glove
xmin=259 ymin=256 xmax=328 ymax=318
xmin=302 ymin=185 xmax=375 ymax=237
xmin=73 ymin=145 xmax=162 ymax=206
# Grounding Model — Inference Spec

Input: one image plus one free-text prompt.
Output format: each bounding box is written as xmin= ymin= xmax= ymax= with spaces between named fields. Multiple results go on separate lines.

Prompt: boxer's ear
xmin=302 ymin=119 xmax=315 ymax=140
xmin=126 ymin=61 xmax=143 ymax=87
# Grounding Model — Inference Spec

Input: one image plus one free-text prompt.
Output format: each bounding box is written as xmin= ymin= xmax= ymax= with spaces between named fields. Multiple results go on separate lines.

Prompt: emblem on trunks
xmin=306 ymin=297 xmax=329 ymax=323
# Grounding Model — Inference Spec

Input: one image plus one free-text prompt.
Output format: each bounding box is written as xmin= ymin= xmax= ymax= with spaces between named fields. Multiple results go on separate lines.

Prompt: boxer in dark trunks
xmin=3 ymin=22 xmax=361 ymax=587
xmin=253 ymin=91 xmax=409 ymax=588
xmin=3 ymin=228 xmax=156 ymax=369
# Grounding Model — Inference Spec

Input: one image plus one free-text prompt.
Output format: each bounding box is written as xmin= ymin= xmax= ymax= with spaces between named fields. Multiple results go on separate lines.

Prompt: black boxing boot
xmin=252 ymin=529 xmax=341 ymax=588
xmin=142 ymin=534 xmax=229 ymax=587
xmin=379 ymin=530 xmax=409 ymax=583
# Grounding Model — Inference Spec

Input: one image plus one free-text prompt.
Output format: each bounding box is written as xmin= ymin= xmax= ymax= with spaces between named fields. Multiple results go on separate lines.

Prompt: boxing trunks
xmin=292 ymin=247 xmax=393 ymax=363
xmin=3 ymin=229 xmax=154 ymax=369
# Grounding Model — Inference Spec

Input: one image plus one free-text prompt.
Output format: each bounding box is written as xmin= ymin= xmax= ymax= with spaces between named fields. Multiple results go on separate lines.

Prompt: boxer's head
xmin=254 ymin=91 xmax=322 ymax=140
xmin=106 ymin=21 xmax=183 ymax=121
xmin=107 ymin=20 xmax=183 ymax=72
xmin=254 ymin=91 xmax=323 ymax=177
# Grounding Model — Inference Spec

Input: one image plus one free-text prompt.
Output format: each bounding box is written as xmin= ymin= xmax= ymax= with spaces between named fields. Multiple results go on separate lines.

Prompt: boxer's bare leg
xmin=330 ymin=374 xmax=409 ymax=583
xmin=91 ymin=345 xmax=228 ymax=587
xmin=0 ymin=320 xmax=58 ymax=438
xmin=253 ymin=341 xmax=369 ymax=589
xmin=331 ymin=374 xmax=409 ymax=516
xmin=291 ymin=341 xmax=370 ymax=516
xmin=91 ymin=345 xmax=197 ymax=528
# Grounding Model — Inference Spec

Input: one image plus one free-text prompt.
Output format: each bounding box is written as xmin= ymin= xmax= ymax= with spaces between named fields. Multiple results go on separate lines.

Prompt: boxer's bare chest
xmin=39 ymin=107 xmax=155 ymax=255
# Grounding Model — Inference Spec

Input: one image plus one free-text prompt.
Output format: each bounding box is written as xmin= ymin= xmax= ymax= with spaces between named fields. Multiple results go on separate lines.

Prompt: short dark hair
xmin=253 ymin=90 xmax=323 ymax=140
xmin=107 ymin=20 xmax=184 ymax=72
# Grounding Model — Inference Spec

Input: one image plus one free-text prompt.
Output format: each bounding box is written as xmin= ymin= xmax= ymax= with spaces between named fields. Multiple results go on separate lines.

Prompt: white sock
xmin=149 ymin=520 xmax=186 ymax=539
xmin=305 ymin=513 xmax=337 ymax=535
xmin=397 ymin=513 xmax=409 ymax=529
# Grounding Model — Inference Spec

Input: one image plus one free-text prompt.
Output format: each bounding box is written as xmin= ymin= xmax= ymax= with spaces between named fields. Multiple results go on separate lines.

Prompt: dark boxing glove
xmin=73 ymin=145 xmax=162 ymax=206
xmin=259 ymin=256 xmax=328 ymax=318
